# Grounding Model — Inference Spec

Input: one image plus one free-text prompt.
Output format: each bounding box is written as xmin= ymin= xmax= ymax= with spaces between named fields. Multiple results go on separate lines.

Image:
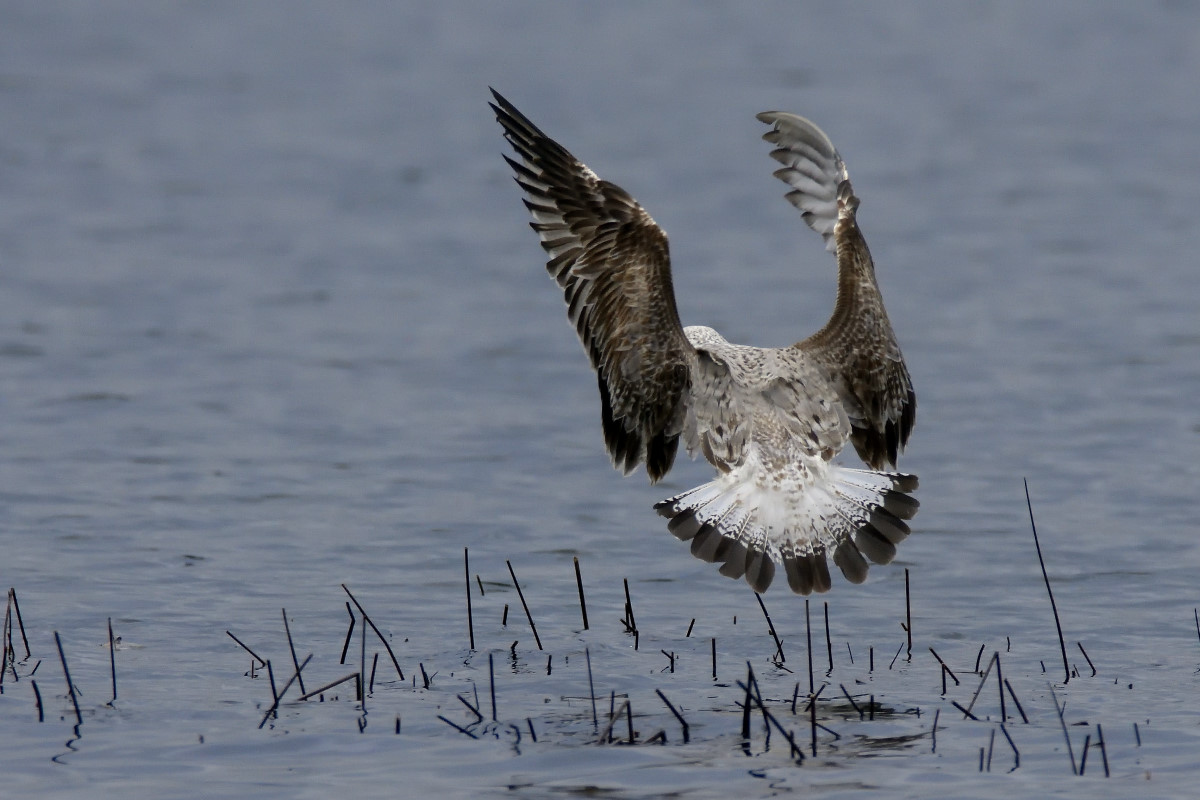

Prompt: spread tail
xmin=654 ymin=466 xmax=918 ymax=594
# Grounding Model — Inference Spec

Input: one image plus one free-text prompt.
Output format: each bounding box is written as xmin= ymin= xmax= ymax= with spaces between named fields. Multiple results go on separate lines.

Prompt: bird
xmin=490 ymin=89 xmax=917 ymax=594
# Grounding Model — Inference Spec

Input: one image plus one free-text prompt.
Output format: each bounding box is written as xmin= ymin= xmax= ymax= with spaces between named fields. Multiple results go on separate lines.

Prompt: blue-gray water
xmin=1 ymin=2 xmax=1198 ymax=797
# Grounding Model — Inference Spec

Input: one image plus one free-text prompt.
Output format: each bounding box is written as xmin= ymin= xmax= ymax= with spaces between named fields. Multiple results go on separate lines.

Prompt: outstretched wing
xmin=492 ymin=89 xmax=694 ymax=482
xmin=758 ymin=112 xmax=916 ymax=470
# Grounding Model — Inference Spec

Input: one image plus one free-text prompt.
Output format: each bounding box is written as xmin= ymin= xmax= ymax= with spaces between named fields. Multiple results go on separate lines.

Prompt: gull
xmin=491 ymin=89 xmax=917 ymax=594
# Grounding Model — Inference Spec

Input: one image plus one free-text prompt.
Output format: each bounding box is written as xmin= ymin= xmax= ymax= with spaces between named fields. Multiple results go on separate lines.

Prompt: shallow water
xmin=2 ymin=2 xmax=1199 ymax=797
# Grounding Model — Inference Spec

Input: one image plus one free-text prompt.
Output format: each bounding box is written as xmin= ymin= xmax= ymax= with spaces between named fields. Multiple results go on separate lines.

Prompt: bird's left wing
xmin=492 ymin=90 xmax=695 ymax=481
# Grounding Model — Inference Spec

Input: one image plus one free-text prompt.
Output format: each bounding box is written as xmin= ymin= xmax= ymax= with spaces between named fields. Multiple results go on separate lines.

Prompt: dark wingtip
xmin=745 ymin=552 xmax=776 ymax=593
xmin=644 ymin=429 xmax=678 ymax=484
xmin=690 ymin=526 xmax=725 ymax=562
xmin=811 ymin=553 xmax=832 ymax=594
xmin=854 ymin=525 xmax=897 ymax=565
xmin=717 ymin=541 xmax=749 ymax=580
xmin=784 ymin=555 xmax=813 ymax=595
xmin=832 ymin=540 xmax=869 ymax=585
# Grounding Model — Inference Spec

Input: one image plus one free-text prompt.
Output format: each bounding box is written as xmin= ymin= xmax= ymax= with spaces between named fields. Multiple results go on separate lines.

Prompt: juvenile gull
xmin=491 ymin=90 xmax=917 ymax=594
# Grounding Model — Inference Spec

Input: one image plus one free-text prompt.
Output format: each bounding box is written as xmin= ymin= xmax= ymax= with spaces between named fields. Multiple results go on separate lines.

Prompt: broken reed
xmin=505 ymin=561 xmax=542 ymax=650
xmin=341 ymin=584 xmax=404 ymax=680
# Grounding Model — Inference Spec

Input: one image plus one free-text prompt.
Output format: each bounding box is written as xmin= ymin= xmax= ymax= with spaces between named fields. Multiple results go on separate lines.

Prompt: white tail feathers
xmin=654 ymin=466 xmax=918 ymax=594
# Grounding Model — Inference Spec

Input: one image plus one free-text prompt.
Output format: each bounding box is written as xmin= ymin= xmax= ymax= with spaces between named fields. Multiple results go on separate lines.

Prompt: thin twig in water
xmin=465 ymin=548 xmax=475 ymax=651
xmin=339 ymin=604 xmax=355 ymax=665
xmin=622 ymin=578 xmax=638 ymax=638
xmin=655 ymin=689 xmax=689 ymax=743
xmin=341 ymin=584 xmax=404 ymax=680
xmin=950 ymin=700 xmax=978 ymax=721
xmin=457 ymin=692 xmax=483 ymax=722
xmin=598 ymin=699 xmax=629 ymax=744
xmin=226 ymin=631 xmax=267 ymax=667
xmin=1 ymin=601 xmax=11 ymax=687
xmin=360 ymin=600 xmax=367 ymax=706
xmin=489 ymin=652 xmax=497 ymax=722
xmin=1000 ymin=723 xmax=1020 ymax=770
xmin=824 ymin=602 xmax=833 ymax=673
xmin=840 ymin=683 xmax=863 ymax=720
xmin=1048 ymin=682 xmax=1077 ymax=775
xmin=740 ymin=667 xmax=753 ymax=739
xmin=929 ymin=647 xmax=960 ymax=685
xmin=9 ymin=589 xmax=31 ymax=660
xmin=1096 ymin=723 xmax=1110 ymax=777
xmin=1025 ymin=479 xmax=1071 ymax=684
xmin=754 ymin=592 xmax=785 ymax=663
xmin=810 ymin=683 xmax=819 ymax=755
xmin=573 ymin=557 xmax=589 ymax=631
xmin=1004 ymin=679 xmax=1029 ymax=724
xmin=54 ymin=632 xmax=82 ymax=725
xmin=107 ymin=617 xmax=117 ymax=706
xmin=805 ymin=600 xmax=814 ymax=694
xmin=964 ymin=652 xmax=998 ymax=717
xmin=258 ymin=654 xmax=312 ymax=729
xmin=904 ymin=568 xmax=912 ymax=660
xmin=585 ymin=647 xmax=597 ymax=731
xmin=32 ymin=679 xmax=44 ymax=722
xmin=736 ymin=677 xmax=804 ymax=760
xmin=505 ymin=561 xmax=543 ymax=651
xmin=438 ymin=715 xmax=478 ymax=739
xmin=1077 ymin=642 xmax=1096 ymax=677
xmin=996 ymin=653 xmax=1007 ymax=722
xmin=282 ymin=609 xmax=306 ymax=696
xmin=297 ymin=673 xmax=360 ymax=702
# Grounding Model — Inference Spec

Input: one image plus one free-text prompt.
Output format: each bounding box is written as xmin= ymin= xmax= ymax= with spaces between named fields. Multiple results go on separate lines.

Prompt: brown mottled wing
xmin=758 ymin=112 xmax=915 ymax=469
xmin=492 ymin=90 xmax=694 ymax=482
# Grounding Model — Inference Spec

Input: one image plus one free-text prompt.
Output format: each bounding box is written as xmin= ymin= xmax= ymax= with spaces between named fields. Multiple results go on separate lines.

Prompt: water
xmin=1 ymin=2 xmax=1198 ymax=796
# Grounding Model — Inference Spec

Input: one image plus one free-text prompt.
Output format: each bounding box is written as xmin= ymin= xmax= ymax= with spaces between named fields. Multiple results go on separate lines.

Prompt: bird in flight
xmin=491 ymin=89 xmax=917 ymax=594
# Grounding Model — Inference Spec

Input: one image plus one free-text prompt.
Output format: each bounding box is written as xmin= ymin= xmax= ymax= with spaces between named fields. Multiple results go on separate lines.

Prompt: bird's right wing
xmin=492 ymin=90 xmax=695 ymax=482
xmin=758 ymin=112 xmax=916 ymax=469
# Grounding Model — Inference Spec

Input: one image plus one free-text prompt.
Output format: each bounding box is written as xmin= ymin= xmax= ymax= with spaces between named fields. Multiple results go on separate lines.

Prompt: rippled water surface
xmin=2 ymin=3 xmax=1199 ymax=797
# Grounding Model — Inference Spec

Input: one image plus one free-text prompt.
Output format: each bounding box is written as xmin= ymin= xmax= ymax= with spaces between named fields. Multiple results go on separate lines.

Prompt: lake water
xmin=2 ymin=2 xmax=1198 ymax=797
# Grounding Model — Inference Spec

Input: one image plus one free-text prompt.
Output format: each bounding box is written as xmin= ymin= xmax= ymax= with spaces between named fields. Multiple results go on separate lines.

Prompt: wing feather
xmin=492 ymin=89 xmax=694 ymax=481
xmin=757 ymin=112 xmax=916 ymax=469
